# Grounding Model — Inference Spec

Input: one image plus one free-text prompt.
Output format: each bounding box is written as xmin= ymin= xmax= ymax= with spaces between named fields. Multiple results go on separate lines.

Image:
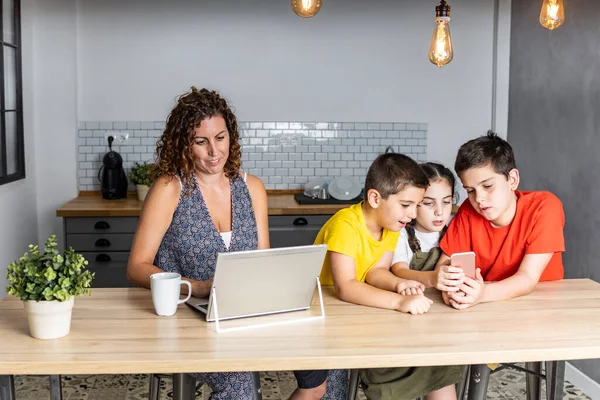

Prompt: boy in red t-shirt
xmin=437 ymin=130 xmax=565 ymax=310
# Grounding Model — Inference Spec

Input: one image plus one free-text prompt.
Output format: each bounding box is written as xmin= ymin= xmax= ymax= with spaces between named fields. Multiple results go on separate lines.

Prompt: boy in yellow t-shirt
xmin=290 ymin=153 xmax=434 ymax=400
xmin=317 ymin=153 xmax=432 ymax=311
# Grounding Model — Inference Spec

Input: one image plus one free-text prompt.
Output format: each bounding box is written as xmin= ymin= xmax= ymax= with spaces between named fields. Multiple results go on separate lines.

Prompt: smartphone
xmin=450 ymin=251 xmax=476 ymax=279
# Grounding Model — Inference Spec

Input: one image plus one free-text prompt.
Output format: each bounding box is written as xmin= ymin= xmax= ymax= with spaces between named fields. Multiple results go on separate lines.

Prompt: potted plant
xmin=6 ymin=235 xmax=94 ymax=340
xmin=128 ymin=161 xmax=154 ymax=201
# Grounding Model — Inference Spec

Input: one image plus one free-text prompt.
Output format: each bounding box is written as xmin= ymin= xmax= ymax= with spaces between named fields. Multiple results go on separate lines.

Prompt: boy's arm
xmin=367 ymin=253 xmax=425 ymax=294
xmin=330 ymin=251 xmax=431 ymax=313
xmin=331 ymin=251 xmax=405 ymax=310
xmin=448 ymin=253 xmax=552 ymax=309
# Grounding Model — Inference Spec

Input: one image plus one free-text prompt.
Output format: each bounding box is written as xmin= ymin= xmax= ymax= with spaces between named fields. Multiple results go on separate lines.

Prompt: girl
xmin=369 ymin=162 xmax=463 ymax=400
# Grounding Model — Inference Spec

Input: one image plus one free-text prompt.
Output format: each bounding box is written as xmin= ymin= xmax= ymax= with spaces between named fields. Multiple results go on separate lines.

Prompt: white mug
xmin=150 ymin=272 xmax=192 ymax=316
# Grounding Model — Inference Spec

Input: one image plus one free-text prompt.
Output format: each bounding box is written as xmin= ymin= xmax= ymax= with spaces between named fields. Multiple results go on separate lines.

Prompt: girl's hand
xmin=435 ymin=263 xmax=465 ymax=292
xmin=441 ymin=290 xmax=451 ymax=306
xmin=395 ymin=279 xmax=425 ymax=296
xmin=448 ymin=269 xmax=485 ymax=310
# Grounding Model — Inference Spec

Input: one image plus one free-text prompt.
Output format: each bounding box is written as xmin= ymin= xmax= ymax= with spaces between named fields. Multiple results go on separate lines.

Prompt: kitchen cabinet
xmin=268 ymin=214 xmax=331 ymax=248
xmin=63 ymin=213 xmax=334 ymax=288
xmin=64 ymin=217 xmax=138 ymax=288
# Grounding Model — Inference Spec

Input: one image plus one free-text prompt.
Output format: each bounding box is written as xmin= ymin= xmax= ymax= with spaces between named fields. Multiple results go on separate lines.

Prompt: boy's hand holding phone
xmin=395 ymin=279 xmax=425 ymax=296
xmin=396 ymin=294 xmax=433 ymax=315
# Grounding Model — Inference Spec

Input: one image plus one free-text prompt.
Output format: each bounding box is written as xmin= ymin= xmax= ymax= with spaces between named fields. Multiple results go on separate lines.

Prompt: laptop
xmin=186 ymin=244 xmax=327 ymax=322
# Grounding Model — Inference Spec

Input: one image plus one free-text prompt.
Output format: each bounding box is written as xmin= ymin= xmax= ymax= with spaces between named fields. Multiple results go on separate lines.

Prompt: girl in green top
xmin=360 ymin=162 xmax=463 ymax=400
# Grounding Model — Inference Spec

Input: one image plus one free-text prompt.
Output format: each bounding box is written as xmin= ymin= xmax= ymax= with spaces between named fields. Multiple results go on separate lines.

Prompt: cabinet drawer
xmin=81 ymin=252 xmax=132 ymax=288
xmin=66 ymin=217 xmax=138 ymax=234
xmin=66 ymin=234 xmax=134 ymax=252
xmin=268 ymin=214 xmax=332 ymax=249
xmin=268 ymin=215 xmax=331 ymax=227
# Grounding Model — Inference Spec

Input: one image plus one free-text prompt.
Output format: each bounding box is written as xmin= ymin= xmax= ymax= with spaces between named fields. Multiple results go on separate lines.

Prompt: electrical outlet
xmin=104 ymin=131 xmax=129 ymax=144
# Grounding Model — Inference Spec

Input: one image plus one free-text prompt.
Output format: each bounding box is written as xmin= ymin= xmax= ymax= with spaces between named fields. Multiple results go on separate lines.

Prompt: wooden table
xmin=1 ymin=279 xmax=600 ymax=399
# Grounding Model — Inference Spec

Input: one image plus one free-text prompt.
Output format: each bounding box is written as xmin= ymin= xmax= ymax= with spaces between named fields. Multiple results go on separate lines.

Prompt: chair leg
xmin=252 ymin=372 xmax=262 ymax=400
xmin=545 ymin=361 xmax=565 ymax=400
xmin=172 ymin=373 xmax=196 ymax=400
xmin=525 ymin=362 xmax=542 ymax=400
xmin=456 ymin=365 xmax=470 ymax=400
xmin=148 ymin=374 xmax=162 ymax=400
xmin=49 ymin=375 xmax=63 ymax=400
xmin=0 ymin=375 xmax=16 ymax=400
xmin=466 ymin=364 xmax=491 ymax=400
xmin=347 ymin=369 xmax=360 ymax=400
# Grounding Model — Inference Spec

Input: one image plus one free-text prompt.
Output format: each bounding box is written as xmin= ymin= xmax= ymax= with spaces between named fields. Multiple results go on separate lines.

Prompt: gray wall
xmin=508 ymin=0 xmax=600 ymax=383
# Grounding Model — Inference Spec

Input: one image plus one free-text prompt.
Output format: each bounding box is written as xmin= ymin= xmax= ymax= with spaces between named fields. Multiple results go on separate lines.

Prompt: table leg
xmin=545 ymin=361 xmax=565 ymax=400
xmin=525 ymin=362 xmax=542 ymax=400
xmin=0 ymin=375 xmax=16 ymax=400
xmin=466 ymin=364 xmax=491 ymax=400
xmin=172 ymin=373 xmax=196 ymax=400
xmin=49 ymin=375 xmax=63 ymax=400
xmin=347 ymin=369 xmax=360 ymax=400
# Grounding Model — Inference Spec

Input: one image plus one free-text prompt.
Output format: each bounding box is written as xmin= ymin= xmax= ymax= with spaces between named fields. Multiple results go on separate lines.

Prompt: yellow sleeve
xmin=322 ymin=219 xmax=360 ymax=260
xmin=384 ymin=230 xmax=401 ymax=252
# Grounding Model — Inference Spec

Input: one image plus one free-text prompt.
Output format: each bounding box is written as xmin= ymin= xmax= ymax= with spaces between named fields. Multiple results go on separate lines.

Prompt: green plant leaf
xmin=5 ymin=235 xmax=95 ymax=302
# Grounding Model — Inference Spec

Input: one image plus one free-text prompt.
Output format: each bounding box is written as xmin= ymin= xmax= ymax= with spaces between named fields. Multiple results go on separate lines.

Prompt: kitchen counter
xmin=56 ymin=192 xmax=461 ymax=217
xmin=56 ymin=192 xmax=357 ymax=217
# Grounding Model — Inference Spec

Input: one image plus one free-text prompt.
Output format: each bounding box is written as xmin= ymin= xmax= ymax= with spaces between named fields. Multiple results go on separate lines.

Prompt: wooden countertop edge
xmin=57 ymin=192 xmax=461 ymax=217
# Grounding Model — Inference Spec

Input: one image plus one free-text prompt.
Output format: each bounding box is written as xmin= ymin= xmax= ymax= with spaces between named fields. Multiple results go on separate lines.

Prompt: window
xmin=0 ymin=0 xmax=23 ymax=185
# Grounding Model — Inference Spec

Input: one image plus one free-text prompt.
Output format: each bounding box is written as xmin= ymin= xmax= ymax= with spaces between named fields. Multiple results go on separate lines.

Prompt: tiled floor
xmin=13 ymin=368 xmax=591 ymax=400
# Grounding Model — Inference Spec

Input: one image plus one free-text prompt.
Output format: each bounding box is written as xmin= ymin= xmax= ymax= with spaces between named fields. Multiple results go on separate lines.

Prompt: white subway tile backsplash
xmin=77 ymin=120 xmax=428 ymax=191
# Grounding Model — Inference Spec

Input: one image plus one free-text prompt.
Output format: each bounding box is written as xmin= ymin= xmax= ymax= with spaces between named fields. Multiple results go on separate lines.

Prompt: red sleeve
xmin=526 ymin=193 xmax=565 ymax=254
xmin=439 ymin=202 xmax=473 ymax=256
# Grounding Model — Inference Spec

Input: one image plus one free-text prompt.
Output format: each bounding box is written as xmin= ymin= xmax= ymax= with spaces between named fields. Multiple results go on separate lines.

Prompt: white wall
xmin=33 ymin=0 xmax=78 ymax=247
xmin=0 ymin=0 xmax=38 ymax=296
xmin=23 ymin=0 xmax=510 ymax=264
xmin=77 ymin=0 xmax=511 ymax=172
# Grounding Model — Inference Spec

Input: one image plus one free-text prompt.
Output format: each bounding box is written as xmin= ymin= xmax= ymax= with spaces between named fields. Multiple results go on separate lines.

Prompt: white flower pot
xmin=136 ymin=184 xmax=150 ymax=201
xmin=23 ymin=297 xmax=75 ymax=340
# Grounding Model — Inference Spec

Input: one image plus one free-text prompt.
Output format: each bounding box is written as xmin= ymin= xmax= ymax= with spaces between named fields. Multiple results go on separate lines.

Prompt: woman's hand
xmin=191 ymin=278 xmax=214 ymax=298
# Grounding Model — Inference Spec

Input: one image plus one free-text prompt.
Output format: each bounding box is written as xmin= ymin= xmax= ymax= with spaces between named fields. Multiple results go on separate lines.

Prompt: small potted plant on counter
xmin=128 ymin=161 xmax=155 ymax=201
xmin=6 ymin=235 xmax=94 ymax=339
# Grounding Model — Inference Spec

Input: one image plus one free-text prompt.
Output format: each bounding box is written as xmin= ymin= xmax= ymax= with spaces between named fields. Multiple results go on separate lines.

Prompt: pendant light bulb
xmin=540 ymin=0 xmax=565 ymax=30
xmin=429 ymin=0 xmax=454 ymax=68
xmin=291 ymin=0 xmax=322 ymax=18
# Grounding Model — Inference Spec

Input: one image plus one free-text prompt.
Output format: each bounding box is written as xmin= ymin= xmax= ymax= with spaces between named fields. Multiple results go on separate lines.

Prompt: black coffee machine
xmin=98 ymin=136 xmax=128 ymax=200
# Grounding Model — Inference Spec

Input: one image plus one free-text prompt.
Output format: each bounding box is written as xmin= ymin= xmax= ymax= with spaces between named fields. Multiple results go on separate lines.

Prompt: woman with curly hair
xmin=127 ymin=87 xmax=269 ymax=398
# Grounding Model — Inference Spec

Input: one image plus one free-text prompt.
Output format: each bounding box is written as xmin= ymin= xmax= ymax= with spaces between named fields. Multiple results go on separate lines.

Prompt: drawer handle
xmin=95 ymin=238 xmax=111 ymax=247
xmin=95 ymin=254 xmax=112 ymax=262
xmin=94 ymin=221 xmax=111 ymax=230
xmin=293 ymin=217 xmax=308 ymax=226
